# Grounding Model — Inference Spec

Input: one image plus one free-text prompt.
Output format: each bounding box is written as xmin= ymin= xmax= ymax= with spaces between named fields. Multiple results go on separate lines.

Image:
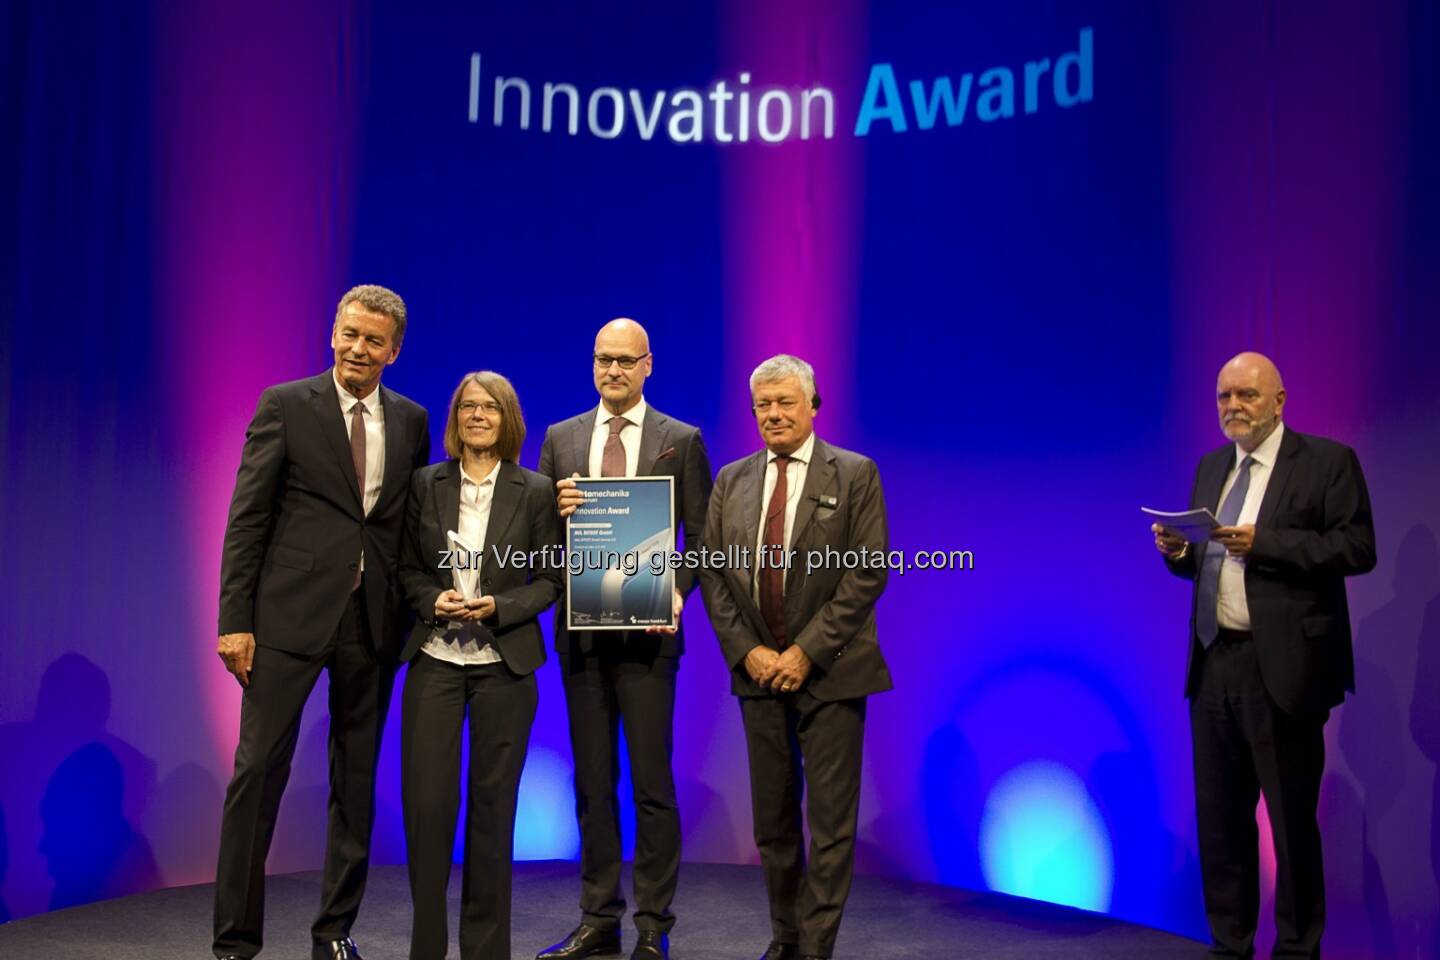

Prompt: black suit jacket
xmin=700 ymin=438 xmax=893 ymax=702
xmin=397 ymin=459 xmax=562 ymax=674
xmin=537 ymin=404 xmax=712 ymax=658
xmin=218 ymin=370 xmax=431 ymax=662
xmin=1164 ymin=427 xmax=1376 ymax=715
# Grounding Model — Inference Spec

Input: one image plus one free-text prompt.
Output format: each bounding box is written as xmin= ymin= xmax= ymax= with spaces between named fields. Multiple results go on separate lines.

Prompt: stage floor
xmin=0 ymin=860 xmax=1205 ymax=959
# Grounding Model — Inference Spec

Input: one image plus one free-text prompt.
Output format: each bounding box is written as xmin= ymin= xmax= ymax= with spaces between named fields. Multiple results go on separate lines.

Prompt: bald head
xmin=593 ymin=317 xmax=654 ymax=415
xmin=1216 ymin=351 xmax=1286 ymax=451
xmin=595 ymin=317 xmax=651 ymax=354
xmin=1221 ymin=352 xmax=1284 ymax=393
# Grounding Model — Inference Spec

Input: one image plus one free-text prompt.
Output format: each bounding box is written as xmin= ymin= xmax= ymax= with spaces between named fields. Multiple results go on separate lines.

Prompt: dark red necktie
xmin=601 ymin=416 xmax=627 ymax=477
xmin=759 ymin=455 xmax=791 ymax=643
xmin=350 ymin=402 xmax=367 ymax=506
xmin=350 ymin=402 xmax=366 ymax=589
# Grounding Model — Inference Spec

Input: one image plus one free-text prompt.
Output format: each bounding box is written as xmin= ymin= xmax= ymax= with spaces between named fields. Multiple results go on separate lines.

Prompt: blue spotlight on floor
xmin=514 ymin=746 xmax=580 ymax=860
xmin=979 ymin=760 xmax=1114 ymax=912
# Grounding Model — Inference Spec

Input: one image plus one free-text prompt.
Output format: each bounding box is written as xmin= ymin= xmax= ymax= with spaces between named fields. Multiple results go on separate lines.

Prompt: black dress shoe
xmin=536 ymin=924 xmax=622 ymax=959
xmin=759 ymin=944 xmax=798 ymax=960
xmin=314 ymin=937 xmax=364 ymax=960
xmin=631 ymin=931 xmax=668 ymax=960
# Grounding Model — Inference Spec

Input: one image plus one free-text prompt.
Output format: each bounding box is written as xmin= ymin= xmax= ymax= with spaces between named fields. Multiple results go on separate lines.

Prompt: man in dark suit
xmin=213 ymin=285 xmax=430 ymax=960
xmin=699 ymin=354 xmax=892 ymax=960
xmin=1153 ymin=352 xmax=1375 ymax=959
xmin=535 ymin=318 xmax=712 ymax=960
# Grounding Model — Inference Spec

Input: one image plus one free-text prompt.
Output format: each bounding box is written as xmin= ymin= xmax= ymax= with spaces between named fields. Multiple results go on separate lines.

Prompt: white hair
xmin=749 ymin=354 xmax=818 ymax=405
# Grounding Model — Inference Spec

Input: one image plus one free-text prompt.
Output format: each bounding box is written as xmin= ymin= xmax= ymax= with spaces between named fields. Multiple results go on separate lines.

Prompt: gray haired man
xmin=699 ymin=355 xmax=893 ymax=960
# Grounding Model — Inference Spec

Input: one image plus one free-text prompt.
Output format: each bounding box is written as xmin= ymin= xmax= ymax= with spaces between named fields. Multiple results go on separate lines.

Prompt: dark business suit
xmin=214 ymin=370 xmax=429 ymax=959
xmin=1163 ymin=427 xmax=1375 ymax=958
xmin=536 ymin=404 xmax=711 ymax=934
xmin=699 ymin=437 xmax=892 ymax=959
xmin=398 ymin=458 xmax=562 ymax=960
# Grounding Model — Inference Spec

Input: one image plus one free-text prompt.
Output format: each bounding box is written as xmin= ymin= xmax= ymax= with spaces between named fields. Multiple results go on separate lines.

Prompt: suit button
xmin=348 ymin=561 xmax=359 ymax=571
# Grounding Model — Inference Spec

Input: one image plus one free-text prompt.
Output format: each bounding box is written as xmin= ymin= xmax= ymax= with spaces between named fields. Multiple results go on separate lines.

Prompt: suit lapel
xmin=1256 ymin=427 xmax=1300 ymax=528
xmin=437 ymin=461 xmax=462 ymax=538
xmin=571 ymin=411 xmax=596 ymax=477
xmin=736 ymin=451 xmax=766 ymax=563
xmin=789 ymin=438 xmax=835 ymax=549
xmin=731 ymin=451 xmax=769 ymax=625
xmin=378 ymin=384 xmax=410 ymax=508
xmin=638 ymin=407 xmax=669 ymax=475
xmin=1200 ymin=447 xmax=1235 ymax=513
xmin=483 ymin=461 xmax=524 ymax=554
xmin=309 ymin=371 xmax=363 ymax=515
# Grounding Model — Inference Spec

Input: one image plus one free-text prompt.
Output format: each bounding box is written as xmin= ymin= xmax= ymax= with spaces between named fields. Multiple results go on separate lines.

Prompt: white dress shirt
xmin=753 ymin=431 xmax=816 ymax=602
xmin=421 ymin=459 xmax=503 ymax=666
xmin=1216 ymin=421 xmax=1286 ymax=630
xmin=587 ymin=397 xmax=648 ymax=478
xmin=336 ymin=370 xmax=386 ymax=577
xmin=335 ymin=369 xmax=386 ymax=515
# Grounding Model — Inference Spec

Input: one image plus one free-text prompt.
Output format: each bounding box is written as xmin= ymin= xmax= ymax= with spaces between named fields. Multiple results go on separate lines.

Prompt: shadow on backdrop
xmin=1090 ymin=748 xmax=1201 ymax=939
xmin=144 ymin=762 xmax=224 ymax=888
xmin=40 ymin=743 xmax=161 ymax=910
xmin=1335 ymin=524 xmax=1440 ymax=957
xmin=0 ymin=654 xmax=158 ymax=919
xmin=1404 ymin=531 xmax=1440 ymax=958
xmin=905 ymin=657 xmax=1207 ymax=941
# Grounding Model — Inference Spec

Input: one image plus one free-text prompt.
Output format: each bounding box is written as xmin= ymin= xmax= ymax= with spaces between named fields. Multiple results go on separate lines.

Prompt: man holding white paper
xmin=1152 ymin=352 xmax=1375 ymax=959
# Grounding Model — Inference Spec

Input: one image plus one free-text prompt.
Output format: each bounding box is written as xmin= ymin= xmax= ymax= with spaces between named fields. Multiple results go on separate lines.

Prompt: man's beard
xmin=1228 ymin=413 xmax=1277 ymax=446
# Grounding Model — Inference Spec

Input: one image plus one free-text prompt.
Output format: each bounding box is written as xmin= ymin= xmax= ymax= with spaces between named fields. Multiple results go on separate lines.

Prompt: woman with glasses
xmin=398 ymin=370 xmax=561 ymax=960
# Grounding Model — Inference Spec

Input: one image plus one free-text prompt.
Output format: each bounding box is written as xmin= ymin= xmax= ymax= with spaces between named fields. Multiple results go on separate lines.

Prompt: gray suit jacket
xmin=700 ymin=437 xmax=893 ymax=701
xmin=537 ymin=403 xmax=712 ymax=658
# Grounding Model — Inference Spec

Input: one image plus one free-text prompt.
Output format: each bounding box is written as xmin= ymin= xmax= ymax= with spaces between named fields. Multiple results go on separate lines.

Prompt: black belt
xmin=1215 ymin=628 xmax=1253 ymax=644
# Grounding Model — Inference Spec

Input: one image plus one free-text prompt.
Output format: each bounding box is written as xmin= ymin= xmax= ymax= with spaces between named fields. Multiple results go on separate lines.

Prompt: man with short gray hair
xmin=700 ymin=355 xmax=892 ymax=960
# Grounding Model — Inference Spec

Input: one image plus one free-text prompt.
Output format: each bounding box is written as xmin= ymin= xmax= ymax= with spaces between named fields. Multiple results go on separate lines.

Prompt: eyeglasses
xmin=458 ymin=400 xmax=502 ymax=417
xmin=594 ymin=352 xmax=650 ymax=371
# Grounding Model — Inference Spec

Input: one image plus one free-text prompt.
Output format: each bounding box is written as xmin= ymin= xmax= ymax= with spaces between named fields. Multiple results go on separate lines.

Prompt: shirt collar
xmin=597 ymin=396 xmax=647 ymax=430
xmin=460 ymin=458 xmax=502 ymax=488
xmin=1236 ymin=420 xmax=1285 ymax=469
xmin=767 ymin=430 xmax=816 ymax=466
xmin=334 ymin=368 xmax=383 ymax=417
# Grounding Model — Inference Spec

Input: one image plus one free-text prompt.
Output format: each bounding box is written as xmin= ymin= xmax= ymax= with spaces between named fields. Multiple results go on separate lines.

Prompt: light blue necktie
xmin=1196 ymin=455 xmax=1256 ymax=648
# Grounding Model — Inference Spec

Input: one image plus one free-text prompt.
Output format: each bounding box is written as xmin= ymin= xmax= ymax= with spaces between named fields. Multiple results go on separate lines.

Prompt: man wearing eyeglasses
xmin=534 ymin=318 xmax=712 ymax=960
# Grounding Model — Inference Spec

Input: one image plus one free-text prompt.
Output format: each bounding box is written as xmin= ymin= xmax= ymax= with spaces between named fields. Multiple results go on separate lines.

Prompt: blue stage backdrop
xmin=3 ymin=1 xmax=1439 ymax=954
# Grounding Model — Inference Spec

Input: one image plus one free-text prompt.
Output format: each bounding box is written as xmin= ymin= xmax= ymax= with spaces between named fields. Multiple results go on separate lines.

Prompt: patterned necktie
xmin=601 ymin=416 xmax=627 ymax=477
xmin=1196 ymin=455 xmax=1256 ymax=647
xmin=759 ymin=456 xmax=791 ymax=644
